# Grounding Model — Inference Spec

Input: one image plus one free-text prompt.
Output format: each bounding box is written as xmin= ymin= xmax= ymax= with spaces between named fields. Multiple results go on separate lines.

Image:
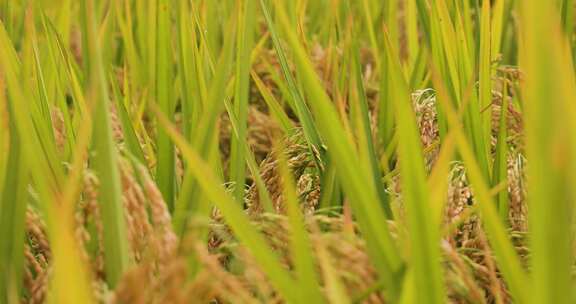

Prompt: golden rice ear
xmin=246 ymin=129 xmax=318 ymax=215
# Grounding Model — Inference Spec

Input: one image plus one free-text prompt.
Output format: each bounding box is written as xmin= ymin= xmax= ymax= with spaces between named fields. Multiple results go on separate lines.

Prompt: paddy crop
xmin=0 ymin=0 xmax=575 ymax=303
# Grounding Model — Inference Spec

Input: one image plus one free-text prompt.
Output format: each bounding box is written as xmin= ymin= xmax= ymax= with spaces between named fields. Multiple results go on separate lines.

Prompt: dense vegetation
xmin=0 ymin=0 xmax=575 ymax=303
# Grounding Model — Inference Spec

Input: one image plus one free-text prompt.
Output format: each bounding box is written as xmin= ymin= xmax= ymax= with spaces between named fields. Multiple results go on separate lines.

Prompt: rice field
xmin=0 ymin=0 xmax=575 ymax=303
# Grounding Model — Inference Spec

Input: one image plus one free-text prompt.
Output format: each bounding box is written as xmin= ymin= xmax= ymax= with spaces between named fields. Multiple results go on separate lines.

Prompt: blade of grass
xmin=360 ymin=0 xmax=380 ymax=69
xmin=29 ymin=40 xmax=69 ymax=180
xmin=405 ymin=0 xmax=420 ymax=69
xmin=251 ymin=70 xmax=294 ymax=135
xmin=0 ymin=78 xmax=5 ymax=193
xmin=560 ymin=0 xmax=574 ymax=34
xmin=115 ymin=0 xmax=143 ymax=91
xmin=176 ymin=0 xmax=202 ymax=140
xmin=0 ymin=111 xmax=28 ymax=303
xmin=155 ymin=0 xmax=176 ymax=211
xmin=351 ymin=41 xmax=393 ymax=218
xmin=427 ymin=133 xmax=456 ymax=227
xmin=383 ymin=30 xmax=446 ymax=304
xmin=81 ymin=0 xmax=130 ymax=287
xmin=433 ymin=0 xmax=462 ymax=102
xmin=229 ymin=0 xmax=256 ymax=204
xmin=479 ymin=0 xmax=493 ymax=166
xmin=109 ymin=69 xmax=147 ymax=164
xmin=491 ymin=0 xmax=505 ymax=62
xmin=521 ymin=1 xmax=576 ymax=303
xmin=414 ymin=0 xmax=431 ymax=45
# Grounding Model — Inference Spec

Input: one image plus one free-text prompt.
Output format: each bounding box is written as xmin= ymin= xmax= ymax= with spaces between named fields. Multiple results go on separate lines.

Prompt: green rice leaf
xmin=521 ymin=1 xmax=576 ymax=303
xmin=155 ymin=0 xmax=176 ymax=211
xmin=383 ymin=30 xmax=446 ymax=304
xmin=229 ymin=0 xmax=256 ymax=205
xmin=81 ymin=0 xmax=130 ymax=287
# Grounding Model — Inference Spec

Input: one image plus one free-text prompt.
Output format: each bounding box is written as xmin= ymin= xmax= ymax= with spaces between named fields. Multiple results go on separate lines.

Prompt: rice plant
xmin=0 ymin=0 xmax=574 ymax=303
